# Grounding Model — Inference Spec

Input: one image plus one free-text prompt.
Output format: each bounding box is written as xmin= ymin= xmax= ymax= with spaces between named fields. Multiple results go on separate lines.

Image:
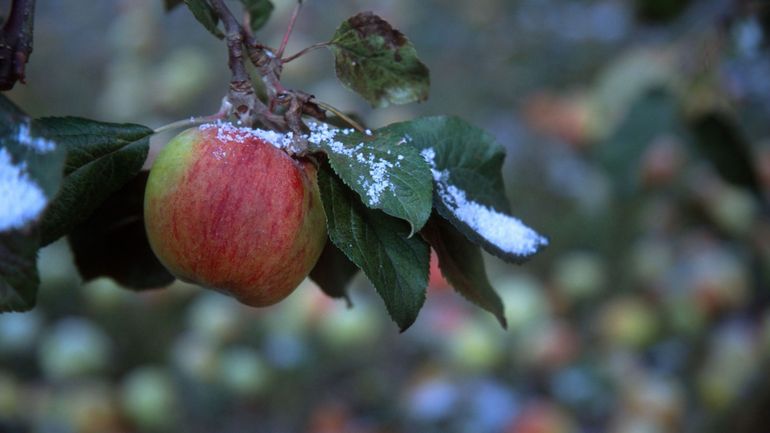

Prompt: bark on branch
xmin=0 ymin=0 xmax=36 ymax=91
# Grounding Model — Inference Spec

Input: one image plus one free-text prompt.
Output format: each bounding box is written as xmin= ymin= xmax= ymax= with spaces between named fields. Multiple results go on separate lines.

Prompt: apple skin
xmin=144 ymin=125 xmax=327 ymax=307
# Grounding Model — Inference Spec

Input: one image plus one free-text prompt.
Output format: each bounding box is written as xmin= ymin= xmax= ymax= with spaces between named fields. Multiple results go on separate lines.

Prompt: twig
xmin=282 ymin=42 xmax=329 ymax=63
xmin=0 ymin=0 xmax=36 ymax=90
xmin=276 ymin=1 xmax=303 ymax=58
xmin=209 ymin=0 xmax=261 ymax=126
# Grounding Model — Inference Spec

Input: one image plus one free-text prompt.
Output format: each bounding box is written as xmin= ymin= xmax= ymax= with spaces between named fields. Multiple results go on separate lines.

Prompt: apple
xmin=144 ymin=123 xmax=327 ymax=307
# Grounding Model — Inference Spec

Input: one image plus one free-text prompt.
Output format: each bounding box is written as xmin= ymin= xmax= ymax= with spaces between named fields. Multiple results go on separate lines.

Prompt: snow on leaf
xmin=0 ymin=148 xmax=48 ymax=232
xmin=15 ymin=122 xmax=56 ymax=153
xmin=421 ymin=148 xmax=548 ymax=259
xmin=308 ymin=122 xmax=433 ymax=233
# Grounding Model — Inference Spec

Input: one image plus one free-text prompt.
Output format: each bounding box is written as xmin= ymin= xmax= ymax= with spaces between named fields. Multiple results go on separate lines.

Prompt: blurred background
xmin=3 ymin=0 xmax=770 ymax=432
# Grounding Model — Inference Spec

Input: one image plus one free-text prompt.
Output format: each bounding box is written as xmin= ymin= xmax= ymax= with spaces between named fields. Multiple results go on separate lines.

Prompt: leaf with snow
xmin=309 ymin=122 xmax=433 ymax=234
xmin=33 ymin=117 xmax=153 ymax=246
xmin=421 ymin=214 xmax=506 ymax=327
xmin=183 ymin=0 xmax=224 ymax=39
xmin=379 ymin=116 xmax=548 ymax=263
xmin=0 ymin=95 xmax=65 ymax=312
xmin=329 ymin=12 xmax=430 ymax=108
xmin=318 ymin=162 xmax=429 ymax=331
xmin=239 ymin=0 xmax=274 ymax=33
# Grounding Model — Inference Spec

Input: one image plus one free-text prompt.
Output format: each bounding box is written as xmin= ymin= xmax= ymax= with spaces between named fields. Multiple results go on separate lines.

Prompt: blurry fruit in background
xmin=697 ymin=322 xmax=757 ymax=410
xmin=446 ymin=321 xmax=504 ymax=372
xmin=522 ymin=92 xmax=593 ymax=148
xmin=428 ymin=250 xmax=451 ymax=292
xmin=405 ymin=374 xmax=459 ymax=423
xmin=519 ymin=321 xmax=578 ymax=370
xmin=121 ymin=366 xmax=179 ymax=430
xmin=0 ymin=372 xmax=20 ymax=418
xmin=0 ymin=311 xmax=43 ymax=356
xmin=638 ymin=134 xmax=685 ymax=188
xmin=619 ymin=374 xmax=684 ymax=429
xmin=187 ymin=292 xmax=244 ymax=343
xmin=552 ymin=251 xmax=607 ymax=303
xmin=170 ymin=332 xmax=220 ymax=383
xmin=81 ymin=278 xmax=135 ymax=312
xmin=696 ymin=178 xmax=759 ymax=238
xmin=45 ymin=381 xmax=119 ymax=433
xmin=318 ymin=297 xmax=381 ymax=349
xmin=217 ymin=346 xmax=269 ymax=397
xmin=599 ymin=297 xmax=658 ymax=349
xmin=506 ymin=401 xmax=577 ymax=433
xmin=496 ymin=274 xmax=548 ymax=330
xmin=630 ymin=237 xmax=674 ymax=288
xmin=685 ymin=248 xmax=749 ymax=317
xmin=144 ymin=126 xmax=327 ymax=308
xmin=153 ymin=48 xmax=213 ymax=112
xmin=37 ymin=318 xmax=112 ymax=381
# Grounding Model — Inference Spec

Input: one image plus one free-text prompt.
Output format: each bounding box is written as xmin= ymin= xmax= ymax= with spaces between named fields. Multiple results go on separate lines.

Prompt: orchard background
xmin=2 ymin=0 xmax=770 ymax=432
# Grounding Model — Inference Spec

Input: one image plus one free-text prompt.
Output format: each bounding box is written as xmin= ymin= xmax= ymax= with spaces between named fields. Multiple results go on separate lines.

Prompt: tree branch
xmin=206 ymin=0 xmax=325 ymax=138
xmin=0 ymin=0 xmax=36 ymax=91
xmin=208 ymin=0 xmax=259 ymax=126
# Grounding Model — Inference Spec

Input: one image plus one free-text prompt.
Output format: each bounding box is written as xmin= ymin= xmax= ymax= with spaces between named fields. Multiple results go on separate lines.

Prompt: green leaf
xmin=309 ymin=239 xmax=358 ymax=305
xmin=329 ymin=12 xmax=429 ymax=108
xmin=379 ymin=116 xmax=510 ymax=212
xmin=421 ymin=214 xmax=506 ymax=328
xmin=0 ymin=95 xmax=66 ymax=312
xmin=33 ymin=117 xmax=153 ymax=246
xmin=183 ymin=0 xmax=224 ymax=39
xmin=691 ymin=112 xmax=761 ymax=196
xmin=164 ymin=0 xmax=184 ymax=10
xmin=316 ymin=127 xmax=433 ymax=233
xmin=595 ymin=88 xmax=680 ymax=196
xmin=0 ymin=231 xmax=41 ymax=311
xmin=68 ymin=171 xmax=174 ymax=290
xmin=376 ymin=115 xmax=548 ymax=263
xmin=240 ymin=0 xmax=274 ymax=33
xmin=318 ymin=162 xmax=429 ymax=331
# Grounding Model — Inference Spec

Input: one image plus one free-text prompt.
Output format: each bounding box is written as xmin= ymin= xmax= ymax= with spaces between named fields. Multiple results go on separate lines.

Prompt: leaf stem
xmin=276 ymin=1 xmax=303 ymax=59
xmin=281 ymin=42 xmax=329 ymax=63
xmin=313 ymin=100 xmax=366 ymax=133
xmin=153 ymin=114 xmax=223 ymax=135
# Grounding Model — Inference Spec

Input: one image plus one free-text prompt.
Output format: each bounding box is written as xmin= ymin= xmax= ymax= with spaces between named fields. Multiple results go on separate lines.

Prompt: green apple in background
xmin=144 ymin=124 xmax=327 ymax=307
xmin=121 ymin=366 xmax=178 ymax=430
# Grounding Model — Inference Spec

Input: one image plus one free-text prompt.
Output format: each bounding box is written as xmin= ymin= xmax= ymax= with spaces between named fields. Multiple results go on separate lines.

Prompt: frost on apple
xmin=421 ymin=148 xmax=548 ymax=257
xmin=199 ymin=122 xmax=296 ymax=150
xmin=0 ymin=148 xmax=49 ymax=232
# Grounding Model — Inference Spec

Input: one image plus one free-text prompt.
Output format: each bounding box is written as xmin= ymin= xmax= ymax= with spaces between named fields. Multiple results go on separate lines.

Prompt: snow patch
xmin=199 ymin=121 xmax=295 ymax=150
xmin=199 ymin=121 xmax=407 ymax=207
xmin=420 ymin=147 xmax=548 ymax=257
xmin=0 ymin=148 xmax=49 ymax=232
xmin=16 ymin=123 xmax=56 ymax=153
xmin=306 ymin=123 xmax=397 ymax=206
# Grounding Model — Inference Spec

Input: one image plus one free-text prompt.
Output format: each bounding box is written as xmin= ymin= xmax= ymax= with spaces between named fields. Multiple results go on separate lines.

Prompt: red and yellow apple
xmin=144 ymin=124 xmax=327 ymax=307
